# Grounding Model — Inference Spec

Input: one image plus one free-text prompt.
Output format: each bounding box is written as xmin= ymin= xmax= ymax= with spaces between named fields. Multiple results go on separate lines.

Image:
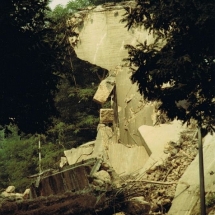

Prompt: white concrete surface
xmin=107 ymin=143 xmax=149 ymax=175
xmin=137 ymin=120 xmax=186 ymax=174
xmin=168 ymin=134 xmax=215 ymax=214
xmin=74 ymin=5 xmax=154 ymax=71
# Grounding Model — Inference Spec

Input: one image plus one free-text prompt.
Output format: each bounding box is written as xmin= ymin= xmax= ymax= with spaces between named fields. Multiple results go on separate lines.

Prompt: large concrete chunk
xmin=137 ymin=120 xmax=186 ymax=174
xmin=168 ymin=134 xmax=215 ymax=214
xmin=74 ymin=4 xmax=157 ymax=146
xmin=5 ymin=186 xmax=15 ymax=193
xmin=93 ymin=76 xmax=115 ymax=104
xmin=64 ymin=141 xmax=95 ymax=165
xmin=74 ymin=3 xmax=154 ymax=70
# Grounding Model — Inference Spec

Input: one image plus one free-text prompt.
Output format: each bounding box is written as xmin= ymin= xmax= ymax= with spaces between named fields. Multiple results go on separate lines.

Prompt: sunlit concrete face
xmin=74 ymin=4 xmax=155 ymax=147
xmin=74 ymin=5 xmax=155 ymax=71
xmin=71 ymin=3 xmax=186 ymax=177
xmin=71 ymin=3 xmax=158 ymax=174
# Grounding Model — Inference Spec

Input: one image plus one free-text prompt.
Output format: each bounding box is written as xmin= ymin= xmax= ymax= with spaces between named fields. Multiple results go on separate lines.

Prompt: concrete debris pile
xmin=0 ymin=186 xmax=30 ymax=201
xmin=13 ymin=128 xmax=197 ymax=214
xmin=1 ymin=1 xmax=214 ymax=214
xmin=114 ymin=129 xmax=198 ymax=214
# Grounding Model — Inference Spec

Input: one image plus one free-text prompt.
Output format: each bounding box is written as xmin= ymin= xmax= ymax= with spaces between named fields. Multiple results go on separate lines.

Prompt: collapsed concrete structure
xmin=28 ymin=2 xmax=215 ymax=214
xmin=67 ymin=1 xmax=185 ymax=178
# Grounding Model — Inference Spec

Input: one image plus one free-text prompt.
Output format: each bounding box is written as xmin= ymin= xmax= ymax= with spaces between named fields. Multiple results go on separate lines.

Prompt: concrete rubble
xmin=1 ymin=186 xmax=30 ymax=201
xmin=69 ymin=2 xmax=215 ymax=213
xmin=1 ymin=2 xmax=214 ymax=214
xmin=93 ymin=75 xmax=116 ymax=104
xmin=168 ymin=134 xmax=215 ymax=215
xmin=46 ymin=1 xmax=215 ymax=213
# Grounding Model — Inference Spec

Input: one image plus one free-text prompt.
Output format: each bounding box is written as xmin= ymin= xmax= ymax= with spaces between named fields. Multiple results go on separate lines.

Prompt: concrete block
xmin=93 ymin=76 xmax=115 ymax=104
xmin=100 ymin=108 xmax=114 ymax=123
xmin=5 ymin=185 xmax=15 ymax=193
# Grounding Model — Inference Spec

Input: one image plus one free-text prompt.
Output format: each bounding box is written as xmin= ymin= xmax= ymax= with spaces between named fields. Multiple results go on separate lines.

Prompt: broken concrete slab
xmin=115 ymin=66 xmax=155 ymax=146
xmin=64 ymin=123 xmax=149 ymax=176
xmin=1 ymin=186 xmax=24 ymax=201
xmin=93 ymin=76 xmax=115 ymax=104
xmin=74 ymin=3 xmax=155 ymax=71
xmin=59 ymin=156 xmax=68 ymax=168
xmin=107 ymin=142 xmax=149 ymax=175
xmin=168 ymin=134 xmax=215 ymax=214
xmin=138 ymin=120 xmax=185 ymax=157
xmin=5 ymin=186 xmax=15 ymax=193
xmin=64 ymin=141 xmax=95 ymax=165
xmin=137 ymin=120 xmax=186 ymax=175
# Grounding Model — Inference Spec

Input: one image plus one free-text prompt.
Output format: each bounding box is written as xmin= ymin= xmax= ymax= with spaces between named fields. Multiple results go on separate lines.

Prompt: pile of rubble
xmin=113 ymin=129 xmax=198 ymax=214
xmin=0 ymin=130 xmax=199 ymax=215
xmin=0 ymin=186 xmax=30 ymax=202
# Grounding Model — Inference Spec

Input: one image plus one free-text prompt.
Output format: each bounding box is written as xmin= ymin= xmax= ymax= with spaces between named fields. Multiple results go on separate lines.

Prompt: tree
xmin=0 ymin=125 xmax=64 ymax=192
xmin=46 ymin=2 xmax=108 ymax=148
xmin=0 ymin=0 xmax=72 ymax=133
xmin=122 ymin=0 xmax=215 ymax=132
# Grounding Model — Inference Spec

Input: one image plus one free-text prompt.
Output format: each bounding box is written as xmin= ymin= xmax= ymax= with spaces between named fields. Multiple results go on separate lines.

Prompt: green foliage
xmin=46 ymin=0 xmax=108 ymax=148
xmin=0 ymin=125 xmax=38 ymax=191
xmin=49 ymin=60 xmax=107 ymax=148
xmin=0 ymin=125 xmax=64 ymax=192
xmin=123 ymin=0 xmax=215 ymax=132
xmin=66 ymin=0 xmax=91 ymax=12
xmin=51 ymin=0 xmax=125 ymax=13
xmin=0 ymin=0 xmax=69 ymax=133
xmin=0 ymin=0 xmax=109 ymax=192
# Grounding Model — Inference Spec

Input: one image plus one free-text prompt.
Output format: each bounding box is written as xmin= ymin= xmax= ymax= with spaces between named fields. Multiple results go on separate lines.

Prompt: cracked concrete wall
xmin=69 ymin=2 xmax=190 ymax=179
xmin=74 ymin=2 xmax=155 ymax=148
xmin=115 ymin=65 xmax=154 ymax=146
xmin=74 ymin=3 xmax=154 ymax=71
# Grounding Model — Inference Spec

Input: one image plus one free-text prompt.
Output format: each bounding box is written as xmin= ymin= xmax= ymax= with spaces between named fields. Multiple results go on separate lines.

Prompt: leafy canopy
xmin=123 ymin=0 xmax=215 ymax=131
xmin=0 ymin=0 xmax=76 ymax=133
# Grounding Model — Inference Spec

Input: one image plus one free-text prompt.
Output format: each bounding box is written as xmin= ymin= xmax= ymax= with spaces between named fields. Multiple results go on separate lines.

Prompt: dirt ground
xmin=0 ymin=193 xmax=101 ymax=215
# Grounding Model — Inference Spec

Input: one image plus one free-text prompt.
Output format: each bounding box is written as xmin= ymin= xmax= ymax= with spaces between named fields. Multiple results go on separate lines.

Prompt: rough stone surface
xmin=100 ymin=108 xmax=114 ymax=123
xmin=73 ymin=5 xmax=156 ymax=147
xmin=127 ymin=196 xmax=150 ymax=215
xmin=93 ymin=76 xmax=115 ymax=104
xmin=74 ymin=3 xmax=154 ymax=71
xmin=5 ymin=186 xmax=15 ymax=193
xmin=168 ymin=134 xmax=215 ymax=215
